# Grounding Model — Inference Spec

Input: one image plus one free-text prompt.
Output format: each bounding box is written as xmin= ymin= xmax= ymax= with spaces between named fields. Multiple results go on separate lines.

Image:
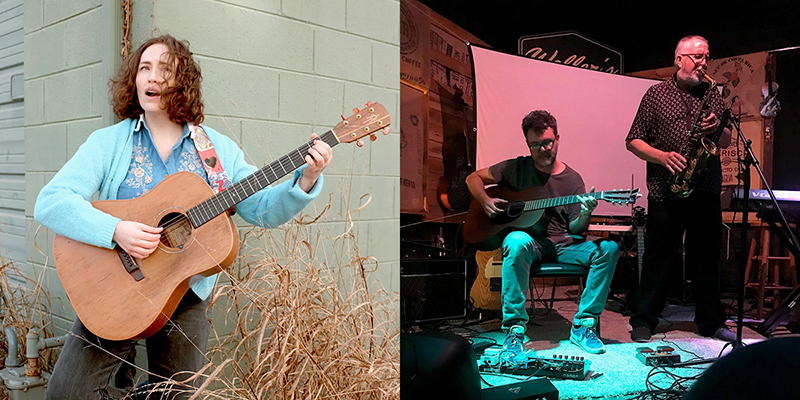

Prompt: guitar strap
xmin=188 ymin=124 xmax=234 ymax=194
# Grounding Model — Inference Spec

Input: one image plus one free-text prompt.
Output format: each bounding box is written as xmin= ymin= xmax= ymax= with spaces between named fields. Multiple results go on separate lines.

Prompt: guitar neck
xmin=186 ymin=130 xmax=339 ymax=228
xmin=523 ymin=192 xmax=604 ymax=212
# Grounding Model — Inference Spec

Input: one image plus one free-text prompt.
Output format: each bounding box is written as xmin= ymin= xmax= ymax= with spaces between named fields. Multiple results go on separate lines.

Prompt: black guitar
xmin=625 ymin=205 xmax=646 ymax=314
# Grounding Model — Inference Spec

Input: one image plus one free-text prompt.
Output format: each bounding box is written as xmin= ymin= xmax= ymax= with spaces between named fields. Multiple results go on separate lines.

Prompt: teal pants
xmin=501 ymin=231 xmax=619 ymax=331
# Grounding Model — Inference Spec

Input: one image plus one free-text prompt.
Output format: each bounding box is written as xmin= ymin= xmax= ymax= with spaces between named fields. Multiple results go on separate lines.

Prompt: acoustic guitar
xmin=52 ymin=102 xmax=390 ymax=341
xmin=462 ymin=186 xmax=639 ymax=251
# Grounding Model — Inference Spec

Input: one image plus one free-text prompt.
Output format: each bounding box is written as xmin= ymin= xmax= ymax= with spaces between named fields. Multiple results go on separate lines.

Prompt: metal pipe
xmin=3 ymin=326 xmax=20 ymax=367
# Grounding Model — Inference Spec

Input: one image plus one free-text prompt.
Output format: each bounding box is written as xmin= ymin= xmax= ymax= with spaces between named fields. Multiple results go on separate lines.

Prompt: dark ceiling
xmin=417 ymin=0 xmax=800 ymax=73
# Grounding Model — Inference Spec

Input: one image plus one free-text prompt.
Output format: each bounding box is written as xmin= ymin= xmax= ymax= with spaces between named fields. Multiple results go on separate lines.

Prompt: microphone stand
xmin=731 ymin=115 xmax=800 ymax=345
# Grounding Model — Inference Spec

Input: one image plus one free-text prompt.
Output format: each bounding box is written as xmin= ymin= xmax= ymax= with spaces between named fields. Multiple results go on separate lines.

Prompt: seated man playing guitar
xmin=465 ymin=110 xmax=618 ymax=355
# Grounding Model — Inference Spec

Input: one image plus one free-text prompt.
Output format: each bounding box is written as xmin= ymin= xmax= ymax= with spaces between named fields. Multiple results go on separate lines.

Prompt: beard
xmin=534 ymin=153 xmax=555 ymax=169
xmin=678 ymin=68 xmax=705 ymax=87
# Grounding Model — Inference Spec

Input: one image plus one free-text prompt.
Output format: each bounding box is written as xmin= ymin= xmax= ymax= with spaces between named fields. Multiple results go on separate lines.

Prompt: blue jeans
xmin=501 ymin=231 xmax=619 ymax=331
xmin=45 ymin=291 xmax=212 ymax=400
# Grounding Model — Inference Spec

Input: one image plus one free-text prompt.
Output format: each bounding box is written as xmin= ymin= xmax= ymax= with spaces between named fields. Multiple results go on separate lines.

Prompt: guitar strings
xmin=155 ymin=131 xmax=341 ymax=243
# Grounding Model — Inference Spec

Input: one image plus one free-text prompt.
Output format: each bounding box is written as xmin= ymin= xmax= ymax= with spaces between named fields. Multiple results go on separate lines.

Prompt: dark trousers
xmin=46 ymin=291 xmax=212 ymax=400
xmin=630 ymin=191 xmax=727 ymax=336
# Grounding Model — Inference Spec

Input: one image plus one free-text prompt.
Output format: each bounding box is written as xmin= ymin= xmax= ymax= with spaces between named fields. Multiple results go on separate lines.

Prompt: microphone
xmin=712 ymin=96 xmax=736 ymax=144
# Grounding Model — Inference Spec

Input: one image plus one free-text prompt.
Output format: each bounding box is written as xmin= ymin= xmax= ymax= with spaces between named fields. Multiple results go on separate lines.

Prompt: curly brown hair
xmin=109 ymin=35 xmax=204 ymax=124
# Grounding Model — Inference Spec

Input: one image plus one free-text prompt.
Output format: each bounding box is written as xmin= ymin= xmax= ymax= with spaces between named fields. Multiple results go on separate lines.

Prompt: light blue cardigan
xmin=34 ymin=118 xmax=322 ymax=299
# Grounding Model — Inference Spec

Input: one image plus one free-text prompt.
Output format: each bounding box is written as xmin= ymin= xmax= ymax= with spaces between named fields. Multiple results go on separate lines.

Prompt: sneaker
xmin=501 ymin=325 xmax=528 ymax=364
xmin=570 ymin=325 xmax=606 ymax=354
xmin=630 ymin=326 xmax=652 ymax=343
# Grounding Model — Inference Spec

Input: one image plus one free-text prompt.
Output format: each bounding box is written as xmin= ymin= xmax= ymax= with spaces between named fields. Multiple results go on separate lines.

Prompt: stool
xmin=528 ymin=263 xmax=595 ymax=334
xmin=744 ymin=228 xmax=798 ymax=320
xmin=528 ymin=263 xmax=588 ymax=310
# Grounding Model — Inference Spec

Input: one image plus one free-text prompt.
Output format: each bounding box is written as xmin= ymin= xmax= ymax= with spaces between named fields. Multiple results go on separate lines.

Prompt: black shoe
xmin=631 ymin=326 xmax=651 ymax=342
xmin=708 ymin=326 xmax=737 ymax=342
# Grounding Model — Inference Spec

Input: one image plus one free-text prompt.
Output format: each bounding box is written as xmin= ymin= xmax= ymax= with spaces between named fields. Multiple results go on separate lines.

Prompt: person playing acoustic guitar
xmin=465 ymin=110 xmax=618 ymax=355
xmin=34 ymin=35 xmax=332 ymax=399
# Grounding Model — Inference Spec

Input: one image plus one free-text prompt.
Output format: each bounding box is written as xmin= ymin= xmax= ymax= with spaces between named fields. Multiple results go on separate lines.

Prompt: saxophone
xmin=670 ymin=72 xmax=719 ymax=198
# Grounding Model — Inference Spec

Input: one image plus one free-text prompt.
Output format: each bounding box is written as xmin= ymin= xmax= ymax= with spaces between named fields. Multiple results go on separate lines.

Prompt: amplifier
xmin=401 ymin=259 xmax=467 ymax=324
xmin=481 ymin=377 xmax=559 ymax=400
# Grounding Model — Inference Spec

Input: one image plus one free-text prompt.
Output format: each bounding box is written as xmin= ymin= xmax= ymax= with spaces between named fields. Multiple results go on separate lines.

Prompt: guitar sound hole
xmin=158 ymin=212 xmax=193 ymax=250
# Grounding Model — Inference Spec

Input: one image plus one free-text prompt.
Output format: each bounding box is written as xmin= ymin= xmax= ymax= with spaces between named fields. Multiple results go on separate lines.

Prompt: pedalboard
xmin=479 ymin=348 xmax=590 ymax=381
xmin=636 ymin=346 xmax=681 ymax=366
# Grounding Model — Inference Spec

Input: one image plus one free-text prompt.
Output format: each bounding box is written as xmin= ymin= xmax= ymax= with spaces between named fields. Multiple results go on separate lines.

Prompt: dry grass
xmin=161 ymin=202 xmax=400 ymax=399
xmin=0 ymin=251 xmax=58 ymax=399
xmin=4 ymin=197 xmax=398 ymax=399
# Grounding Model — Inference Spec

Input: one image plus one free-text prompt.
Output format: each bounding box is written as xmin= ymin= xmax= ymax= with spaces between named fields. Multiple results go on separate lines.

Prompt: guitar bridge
xmin=115 ymin=245 xmax=144 ymax=281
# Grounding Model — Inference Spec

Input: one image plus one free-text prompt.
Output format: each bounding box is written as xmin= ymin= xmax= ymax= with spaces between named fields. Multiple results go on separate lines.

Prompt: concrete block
xmin=63 ymin=6 xmax=103 ymax=68
xmin=65 ymin=117 xmax=104 ymax=158
xmin=283 ymin=0 xmax=345 ymax=30
xmin=240 ymin=119 xmax=310 ymax=168
xmin=367 ymin=219 xmax=399 ymax=262
xmin=23 ymin=172 xmax=46 ymax=216
xmin=343 ymin=82 xmax=398 ymax=124
xmin=279 ymin=72 xmax=344 ymax=126
xmin=25 ymin=124 xmax=67 ymax=171
xmin=23 ymin=22 xmax=65 ymax=79
xmin=372 ymin=41 xmax=400 ymax=89
xmin=43 ymin=0 xmax=101 ymax=27
xmin=24 ymin=0 xmax=44 ymax=33
xmin=24 ymin=220 xmax=52 ymax=269
xmin=23 ymin=78 xmax=44 ymax=126
xmin=324 ymin=135 xmax=371 ymax=177
xmin=151 ymin=0 xmax=314 ymax=73
xmin=217 ymin=0 xmax=280 ymax=13
xmin=367 ymin=259 xmax=399 ymax=297
xmin=314 ymin=28 xmax=373 ymax=84
xmin=43 ymin=67 xmax=95 ymax=123
xmin=197 ymin=56 xmax=279 ymax=119
xmin=346 ymin=0 xmax=399 ymax=45
xmin=202 ymin=116 xmax=242 ymax=144
xmin=341 ymin=175 xmax=395 ymax=221
xmin=369 ymin=128 xmax=398 ymax=176
xmin=91 ymin=55 xmax=112 ymax=119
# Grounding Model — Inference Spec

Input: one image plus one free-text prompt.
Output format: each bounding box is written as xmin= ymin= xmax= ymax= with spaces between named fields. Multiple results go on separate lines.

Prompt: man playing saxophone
xmin=625 ymin=35 xmax=735 ymax=343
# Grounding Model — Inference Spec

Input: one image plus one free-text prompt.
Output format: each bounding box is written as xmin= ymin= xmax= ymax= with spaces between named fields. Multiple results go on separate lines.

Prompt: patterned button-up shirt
xmin=117 ymin=116 xmax=208 ymax=200
xmin=626 ymin=74 xmax=725 ymax=202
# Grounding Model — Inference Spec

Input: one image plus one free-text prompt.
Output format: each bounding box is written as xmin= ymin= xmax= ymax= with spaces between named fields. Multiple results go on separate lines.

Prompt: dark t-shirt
xmin=488 ymin=156 xmax=586 ymax=244
xmin=626 ymin=74 xmax=725 ymax=202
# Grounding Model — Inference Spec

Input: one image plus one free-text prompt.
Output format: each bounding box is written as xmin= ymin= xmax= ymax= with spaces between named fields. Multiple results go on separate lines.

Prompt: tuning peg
xmin=365 ymin=101 xmax=373 ymax=107
xmin=369 ymin=134 xmax=377 ymax=141
xmin=382 ymin=127 xmax=390 ymax=135
xmin=356 ymin=139 xmax=364 ymax=147
xmin=353 ymin=107 xmax=360 ymax=114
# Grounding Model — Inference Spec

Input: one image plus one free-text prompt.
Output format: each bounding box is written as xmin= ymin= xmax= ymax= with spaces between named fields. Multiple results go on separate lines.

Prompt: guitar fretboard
xmin=186 ymin=130 xmax=339 ymax=228
xmin=522 ymin=192 xmax=604 ymax=212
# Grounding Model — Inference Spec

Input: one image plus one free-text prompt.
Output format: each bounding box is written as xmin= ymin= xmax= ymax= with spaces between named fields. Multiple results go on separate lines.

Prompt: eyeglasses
xmin=528 ymin=137 xmax=558 ymax=152
xmin=681 ymin=53 xmax=712 ymax=63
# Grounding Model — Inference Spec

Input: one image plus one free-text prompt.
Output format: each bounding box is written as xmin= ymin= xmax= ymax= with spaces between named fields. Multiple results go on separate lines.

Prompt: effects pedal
xmin=636 ymin=346 xmax=681 ymax=366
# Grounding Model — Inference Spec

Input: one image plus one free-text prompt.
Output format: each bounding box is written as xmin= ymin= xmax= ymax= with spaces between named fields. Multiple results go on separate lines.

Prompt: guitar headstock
xmin=600 ymin=188 xmax=641 ymax=205
xmin=333 ymin=102 xmax=391 ymax=147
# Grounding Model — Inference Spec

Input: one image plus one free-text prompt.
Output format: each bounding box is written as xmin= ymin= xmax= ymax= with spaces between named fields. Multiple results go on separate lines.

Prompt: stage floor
xmin=419 ymin=285 xmax=798 ymax=399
